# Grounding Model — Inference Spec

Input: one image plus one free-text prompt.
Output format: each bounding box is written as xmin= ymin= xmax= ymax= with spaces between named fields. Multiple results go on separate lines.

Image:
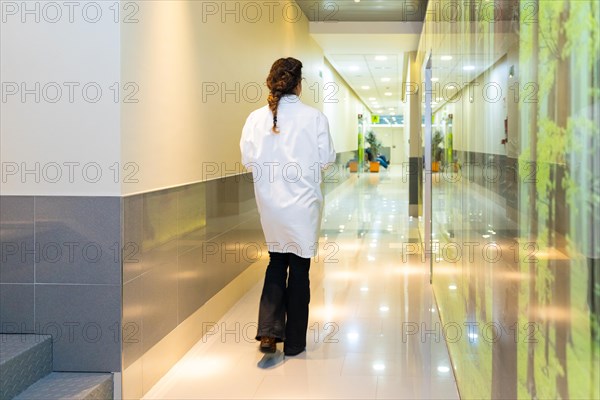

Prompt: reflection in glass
xmin=424 ymin=0 xmax=599 ymax=398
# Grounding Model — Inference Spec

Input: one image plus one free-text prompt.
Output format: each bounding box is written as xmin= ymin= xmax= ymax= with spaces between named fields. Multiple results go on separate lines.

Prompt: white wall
xmin=120 ymin=0 xmax=367 ymax=195
xmin=1 ymin=2 xmax=121 ymax=195
xmin=372 ymin=126 xmax=408 ymax=165
xmin=435 ymin=56 xmax=508 ymax=156
xmin=322 ymin=60 xmax=368 ymax=153
xmin=1 ymin=1 xmax=366 ymax=196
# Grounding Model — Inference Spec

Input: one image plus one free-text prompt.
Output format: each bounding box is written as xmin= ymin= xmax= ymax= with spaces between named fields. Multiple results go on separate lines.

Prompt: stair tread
xmin=0 ymin=334 xmax=52 ymax=364
xmin=0 ymin=334 xmax=54 ymax=399
xmin=14 ymin=372 xmax=113 ymax=400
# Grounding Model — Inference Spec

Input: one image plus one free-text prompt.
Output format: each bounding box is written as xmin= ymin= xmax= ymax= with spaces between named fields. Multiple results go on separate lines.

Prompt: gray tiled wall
xmin=0 ymin=196 xmax=122 ymax=372
xmin=454 ymin=150 xmax=519 ymax=213
xmin=452 ymin=150 xmax=570 ymax=224
xmin=1 ymin=153 xmax=350 ymax=377
xmin=323 ymin=150 xmax=354 ymax=196
xmin=0 ymin=196 xmax=34 ymax=284
xmin=121 ymin=158 xmax=350 ymax=372
xmin=121 ymin=173 xmax=265 ymax=372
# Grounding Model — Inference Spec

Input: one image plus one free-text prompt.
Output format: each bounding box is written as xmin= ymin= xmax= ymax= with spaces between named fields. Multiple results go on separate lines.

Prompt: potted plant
xmin=432 ymin=130 xmax=443 ymax=172
xmin=365 ymin=131 xmax=382 ymax=172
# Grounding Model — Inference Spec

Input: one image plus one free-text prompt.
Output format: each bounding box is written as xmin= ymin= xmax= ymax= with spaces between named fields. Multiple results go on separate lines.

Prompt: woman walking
xmin=240 ymin=57 xmax=336 ymax=356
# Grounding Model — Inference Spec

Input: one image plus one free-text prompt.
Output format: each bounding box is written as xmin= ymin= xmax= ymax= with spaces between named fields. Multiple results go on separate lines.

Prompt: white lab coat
xmin=240 ymin=94 xmax=336 ymax=258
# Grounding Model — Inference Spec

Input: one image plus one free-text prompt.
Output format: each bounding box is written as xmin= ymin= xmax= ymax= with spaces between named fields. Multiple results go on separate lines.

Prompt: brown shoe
xmin=259 ymin=337 xmax=277 ymax=353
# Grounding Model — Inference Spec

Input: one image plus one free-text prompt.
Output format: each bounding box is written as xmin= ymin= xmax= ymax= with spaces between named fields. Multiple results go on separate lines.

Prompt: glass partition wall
xmin=422 ymin=1 xmax=599 ymax=398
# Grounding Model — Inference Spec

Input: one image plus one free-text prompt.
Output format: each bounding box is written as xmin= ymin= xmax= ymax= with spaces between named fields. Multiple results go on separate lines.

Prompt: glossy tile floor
xmin=144 ymin=169 xmax=460 ymax=399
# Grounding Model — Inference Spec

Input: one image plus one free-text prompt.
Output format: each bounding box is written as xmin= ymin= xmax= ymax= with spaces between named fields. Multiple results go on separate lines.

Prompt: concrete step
xmin=0 ymin=334 xmax=53 ymax=399
xmin=13 ymin=372 xmax=113 ymax=400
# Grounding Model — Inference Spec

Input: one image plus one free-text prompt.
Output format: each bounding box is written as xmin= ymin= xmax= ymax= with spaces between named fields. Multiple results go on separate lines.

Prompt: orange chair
xmin=370 ymin=161 xmax=380 ymax=173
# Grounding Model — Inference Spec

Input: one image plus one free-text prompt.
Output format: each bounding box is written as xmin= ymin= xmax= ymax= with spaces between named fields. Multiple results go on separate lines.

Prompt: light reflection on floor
xmin=143 ymin=168 xmax=459 ymax=400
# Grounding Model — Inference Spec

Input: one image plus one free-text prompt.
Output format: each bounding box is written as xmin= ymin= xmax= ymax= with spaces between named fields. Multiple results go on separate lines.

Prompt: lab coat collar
xmin=281 ymin=94 xmax=300 ymax=103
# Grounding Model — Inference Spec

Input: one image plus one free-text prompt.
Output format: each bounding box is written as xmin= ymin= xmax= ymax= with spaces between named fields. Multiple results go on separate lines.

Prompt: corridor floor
xmin=143 ymin=168 xmax=460 ymax=399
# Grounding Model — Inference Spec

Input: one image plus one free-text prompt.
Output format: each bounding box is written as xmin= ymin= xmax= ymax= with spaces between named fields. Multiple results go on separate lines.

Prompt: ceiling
xmin=296 ymin=0 xmax=429 ymax=22
xmin=325 ymin=51 xmax=405 ymax=118
xmin=296 ymin=1 xmax=520 ymax=119
xmin=296 ymin=0 xmax=426 ymax=118
xmin=426 ymin=21 xmax=519 ymax=112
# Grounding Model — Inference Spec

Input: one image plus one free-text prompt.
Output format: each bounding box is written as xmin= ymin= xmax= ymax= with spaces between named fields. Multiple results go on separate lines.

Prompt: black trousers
xmin=256 ymin=251 xmax=311 ymax=351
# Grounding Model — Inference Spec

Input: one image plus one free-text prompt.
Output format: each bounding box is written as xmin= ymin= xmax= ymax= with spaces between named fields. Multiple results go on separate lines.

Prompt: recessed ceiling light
xmin=373 ymin=363 xmax=386 ymax=371
xmin=361 ymin=86 xmax=370 ymax=90
xmin=381 ymin=77 xmax=391 ymax=82
xmin=384 ymin=92 xmax=393 ymax=96
xmin=448 ymin=85 xmax=456 ymax=89
xmin=431 ymin=77 xmax=439 ymax=82
xmin=368 ymin=97 xmax=376 ymax=101
xmin=441 ymin=55 xmax=453 ymax=61
xmin=354 ymin=0 xmax=360 ymax=2
xmin=463 ymin=65 xmax=475 ymax=71
xmin=375 ymin=55 xmax=388 ymax=61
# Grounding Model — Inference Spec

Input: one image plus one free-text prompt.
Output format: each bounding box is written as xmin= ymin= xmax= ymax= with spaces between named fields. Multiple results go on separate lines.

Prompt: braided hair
xmin=266 ymin=57 xmax=303 ymax=134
